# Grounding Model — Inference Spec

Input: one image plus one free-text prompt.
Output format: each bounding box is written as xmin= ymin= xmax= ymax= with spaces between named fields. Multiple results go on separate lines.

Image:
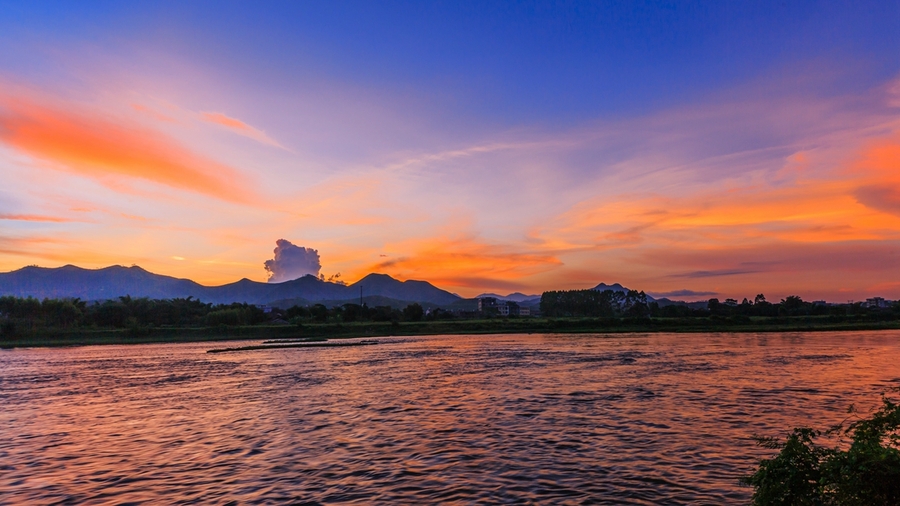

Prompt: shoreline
xmin=2 ymin=317 xmax=899 ymax=348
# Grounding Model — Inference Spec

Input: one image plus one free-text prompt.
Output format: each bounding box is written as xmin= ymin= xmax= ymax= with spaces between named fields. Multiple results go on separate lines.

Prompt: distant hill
xmin=0 ymin=265 xmax=461 ymax=306
xmin=591 ymin=282 xmax=655 ymax=302
xmin=352 ymin=273 xmax=458 ymax=305
xmin=474 ymin=291 xmax=542 ymax=308
xmin=0 ymin=265 xmax=205 ymax=301
xmin=0 ymin=265 xmax=679 ymax=310
xmin=475 ymin=292 xmax=540 ymax=303
xmin=654 ymin=298 xmax=710 ymax=310
xmin=591 ymin=282 xmax=627 ymax=293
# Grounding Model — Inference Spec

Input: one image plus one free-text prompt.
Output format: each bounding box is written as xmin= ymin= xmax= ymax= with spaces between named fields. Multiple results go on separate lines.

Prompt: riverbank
xmin=2 ymin=315 xmax=900 ymax=347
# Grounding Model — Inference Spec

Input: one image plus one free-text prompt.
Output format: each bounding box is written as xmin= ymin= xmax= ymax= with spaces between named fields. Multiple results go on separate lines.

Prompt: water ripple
xmin=1 ymin=331 xmax=899 ymax=504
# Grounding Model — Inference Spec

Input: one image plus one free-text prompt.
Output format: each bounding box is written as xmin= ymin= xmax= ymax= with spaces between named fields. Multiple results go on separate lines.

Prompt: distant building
xmin=477 ymin=297 xmax=528 ymax=316
xmin=519 ymin=307 xmax=531 ymax=316
xmin=865 ymin=297 xmax=889 ymax=308
xmin=477 ymin=297 xmax=499 ymax=312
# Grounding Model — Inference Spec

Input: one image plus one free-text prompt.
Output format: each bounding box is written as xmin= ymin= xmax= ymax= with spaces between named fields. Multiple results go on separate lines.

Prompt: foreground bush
xmin=743 ymin=390 xmax=900 ymax=505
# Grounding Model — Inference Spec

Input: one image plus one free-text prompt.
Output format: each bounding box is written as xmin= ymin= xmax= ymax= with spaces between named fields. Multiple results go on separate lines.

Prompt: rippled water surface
xmin=2 ymin=331 xmax=900 ymax=504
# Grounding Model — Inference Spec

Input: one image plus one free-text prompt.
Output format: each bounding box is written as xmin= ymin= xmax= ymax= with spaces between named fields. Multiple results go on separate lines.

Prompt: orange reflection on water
xmin=1 ymin=331 xmax=899 ymax=503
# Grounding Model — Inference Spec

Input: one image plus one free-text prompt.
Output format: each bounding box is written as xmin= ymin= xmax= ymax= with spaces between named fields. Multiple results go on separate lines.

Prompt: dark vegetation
xmin=0 ymin=296 xmax=438 ymax=333
xmin=0 ymin=296 xmax=455 ymax=346
xmin=743 ymin=390 xmax=900 ymax=505
xmin=1 ymin=291 xmax=898 ymax=347
xmin=541 ymin=290 xmax=898 ymax=320
xmin=541 ymin=289 xmax=651 ymax=317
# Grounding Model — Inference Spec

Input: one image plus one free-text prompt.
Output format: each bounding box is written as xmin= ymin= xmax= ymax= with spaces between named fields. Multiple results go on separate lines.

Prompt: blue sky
xmin=5 ymin=1 xmax=896 ymax=119
xmin=0 ymin=1 xmax=898 ymax=299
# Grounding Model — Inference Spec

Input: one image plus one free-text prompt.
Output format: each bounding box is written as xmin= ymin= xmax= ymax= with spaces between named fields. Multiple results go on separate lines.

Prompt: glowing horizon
xmin=1 ymin=2 xmax=898 ymax=301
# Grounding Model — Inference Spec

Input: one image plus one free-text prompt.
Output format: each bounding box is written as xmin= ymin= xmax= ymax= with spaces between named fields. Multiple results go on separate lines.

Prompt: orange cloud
xmin=202 ymin=112 xmax=248 ymax=130
xmin=0 ymin=95 xmax=257 ymax=204
xmin=545 ymin=139 xmax=900 ymax=253
xmin=0 ymin=235 xmax=72 ymax=266
xmin=630 ymin=240 xmax=900 ymax=301
xmin=356 ymin=236 xmax=562 ymax=295
xmin=0 ymin=214 xmax=75 ymax=222
xmin=851 ymin=135 xmax=900 ymax=217
xmin=130 ymin=103 xmax=178 ymax=123
xmin=522 ymin=134 xmax=900 ymax=299
xmin=200 ymin=111 xmax=284 ymax=148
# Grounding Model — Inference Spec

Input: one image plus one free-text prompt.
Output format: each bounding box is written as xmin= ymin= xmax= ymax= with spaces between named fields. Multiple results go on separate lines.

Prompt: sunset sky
xmin=1 ymin=1 xmax=898 ymax=301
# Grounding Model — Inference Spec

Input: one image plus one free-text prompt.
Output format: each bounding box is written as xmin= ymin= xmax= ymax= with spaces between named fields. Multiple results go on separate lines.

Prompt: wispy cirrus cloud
xmin=0 ymin=214 xmax=76 ymax=222
xmin=648 ymin=289 xmax=718 ymax=298
xmin=130 ymin=103 xmax=178 ymax=123
xmin=0 ymin=234 xmax=69 ymax=263
xmin=200 ymin=111 xmax=285 ymax=149
xmin=668 ymin=269 xmax=760 ymax=279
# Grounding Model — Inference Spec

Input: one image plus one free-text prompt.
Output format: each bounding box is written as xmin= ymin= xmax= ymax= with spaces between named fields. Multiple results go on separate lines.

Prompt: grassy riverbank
xmin=3 ymin=315 xmax=900 ymax=348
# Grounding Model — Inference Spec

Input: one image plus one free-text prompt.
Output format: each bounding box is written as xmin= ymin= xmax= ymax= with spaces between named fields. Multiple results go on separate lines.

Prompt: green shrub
xmin=205 ymin=308 xmax=248 ymax=326
xmin=743 ymin=390 xmax=900 ymax=505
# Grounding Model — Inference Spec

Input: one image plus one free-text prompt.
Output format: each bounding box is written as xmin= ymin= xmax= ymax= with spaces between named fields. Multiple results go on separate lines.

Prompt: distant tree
xmin=540 ymin=289 xmax=618 ymax=317
xmin=426 ymin=307 xmax=453 ymax=321
xmin=92 ymin=300 xmax=131 ymax=327
xmin=310 ymin=304 xmax=329 ymax=322
xmin=341 ymin=303 xmax=363 ymax=322
xmin=370 ymin=305 xmax=400 ymax=322
xmin=41 ymin=299 xmax=81 ymax=327
xmin=780 ymin=295 xmax=807 ymax=316
xmin=205 ymin=308 xmax=245 ymax=326
xmin=625 ymin=290 xmax=650 ymax=317
xmin=403 ymin=303 xmax=424 ymax=322
xmin=0 ymin=318 xmax=16 ymax=337
xmin=285 ymin=305 xmax=310 ymax=320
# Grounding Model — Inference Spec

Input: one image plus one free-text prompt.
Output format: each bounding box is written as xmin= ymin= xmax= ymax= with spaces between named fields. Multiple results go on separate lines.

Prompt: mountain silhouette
xmin=591 ymin=282 xmax=655 ymax=302
xmin=474 ymin=292 xmax=540 ymax=303
xmin=0 ymin=265 xmax=460 ymax=306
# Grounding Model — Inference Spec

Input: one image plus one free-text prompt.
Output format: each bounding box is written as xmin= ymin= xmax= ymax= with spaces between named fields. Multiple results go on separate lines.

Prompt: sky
xmin=0 ymin=1 xmax=898 ymax=301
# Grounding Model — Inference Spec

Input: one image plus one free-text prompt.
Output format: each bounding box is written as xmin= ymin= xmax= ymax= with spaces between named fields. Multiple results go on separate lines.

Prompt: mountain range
xmin=474 ymin=292 xmax=541 ymax=303
xmin=0 ymin=265 xmax=460 ymax=307
xmin=475 ymin=292 xmax=541 ymax=307
xmin=0 ymin=265 xmax=683 ymax=308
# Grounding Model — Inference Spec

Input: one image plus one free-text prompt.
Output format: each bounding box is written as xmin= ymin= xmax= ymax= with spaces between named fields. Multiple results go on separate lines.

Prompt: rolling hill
xmin=0 ymin=265 xmax=461 ymax=306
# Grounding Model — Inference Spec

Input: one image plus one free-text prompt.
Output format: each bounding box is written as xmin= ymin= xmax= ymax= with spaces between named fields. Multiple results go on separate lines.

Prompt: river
xmin=2 ymin=331 xmax=899 ymax=504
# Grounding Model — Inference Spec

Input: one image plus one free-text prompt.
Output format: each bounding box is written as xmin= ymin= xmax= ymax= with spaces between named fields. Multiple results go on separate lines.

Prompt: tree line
xmin=540 ymin=289 xmax=651 ymax=317
xmin=3 ymin=290 xmax=898 ymax=339
xmin=0 ymin=295 xmax=268 ymax=334
xmin=281 ymin=302 xmax=446 ymax=323
xmin=541 ymin=290 xmax=900 ymax=319
xmin=0 ymin=295 xmax=449 ymax=337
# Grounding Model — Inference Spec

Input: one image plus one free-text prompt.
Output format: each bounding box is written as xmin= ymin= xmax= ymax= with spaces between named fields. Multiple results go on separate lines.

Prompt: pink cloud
xmin=200 ymin=111 xmax=285 ymax=149
xmin=0 ymin=214 xmax=75 ymax=222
